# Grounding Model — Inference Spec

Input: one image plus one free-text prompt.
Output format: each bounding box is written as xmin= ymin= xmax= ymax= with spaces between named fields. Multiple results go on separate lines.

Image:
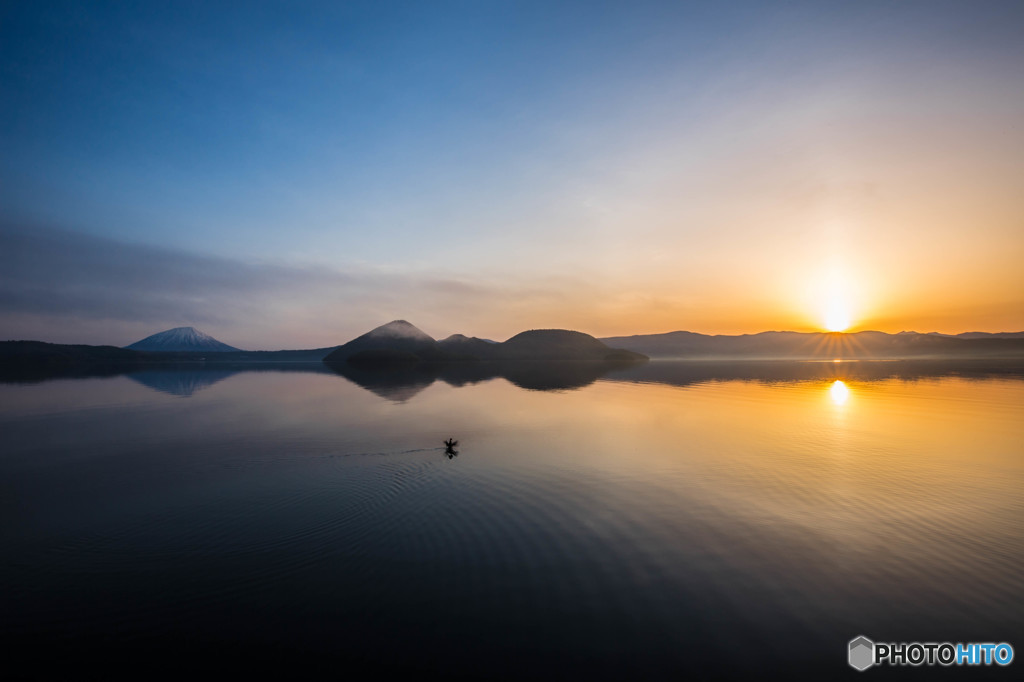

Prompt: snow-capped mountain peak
xmin=125 ymin=326 xmax=241 ymax=352
xmin=364 ymin=320 xmax=435 ymax=342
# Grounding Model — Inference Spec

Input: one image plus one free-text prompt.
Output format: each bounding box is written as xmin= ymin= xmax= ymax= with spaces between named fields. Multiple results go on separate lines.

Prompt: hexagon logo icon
xmin=849 ymin=635 xmax=874 ymax=671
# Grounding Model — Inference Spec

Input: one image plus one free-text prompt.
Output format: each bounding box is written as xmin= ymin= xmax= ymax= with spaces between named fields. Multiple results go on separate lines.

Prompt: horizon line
xmin=6 ymin=326 xmax=1024 ymax=353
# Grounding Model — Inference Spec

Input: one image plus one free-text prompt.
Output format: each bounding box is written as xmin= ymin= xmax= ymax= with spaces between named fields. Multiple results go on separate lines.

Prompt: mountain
xmin=323 ymin=320 xmax=446 ymax=363
xmin=0 ymin=341 xmax=143 ymax=380
xmin=929 ymin=331 xmax=1024 ymax=340
xmin=360 ymin=319 xmax=435 ymax=343
xmin=599 ymin=330 xmax=1024 ymax=359
xmin=324 ymin=321 xmax=647 ymax=365
xmin=126 ymin=327 xmax=240 ymax=352
xmin=437 ymin=333 xmax=501 ymax=359
xmin=498 ymin=329 xmax=643 ymax=362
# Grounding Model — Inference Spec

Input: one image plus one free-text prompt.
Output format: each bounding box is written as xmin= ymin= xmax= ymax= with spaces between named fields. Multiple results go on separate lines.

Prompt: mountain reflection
xmin=0 ymin=362 xmax=332 ymax=395
xmin=294 ymin=358 xmax=1024 ymax=402
xmin=128 ymin=370 xmax=238 ymax=397
xmin=2 ymin=358 xmax=1023 ymax=401
xmin=325 ymin=360 xmax=624 ymax=401
xmin=601 ymin=358 xmax=1024 ymax=388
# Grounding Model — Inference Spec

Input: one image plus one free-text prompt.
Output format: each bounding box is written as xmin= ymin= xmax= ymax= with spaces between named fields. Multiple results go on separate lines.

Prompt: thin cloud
xmin=0 ymin=222 xmax=596 ymax=347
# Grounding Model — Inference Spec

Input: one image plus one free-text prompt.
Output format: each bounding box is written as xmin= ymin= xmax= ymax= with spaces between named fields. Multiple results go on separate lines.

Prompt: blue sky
xmin=2 ymin=1 xmax=1022 ymax=347
xmin=2 ymin=1 xmax=777 ymax=258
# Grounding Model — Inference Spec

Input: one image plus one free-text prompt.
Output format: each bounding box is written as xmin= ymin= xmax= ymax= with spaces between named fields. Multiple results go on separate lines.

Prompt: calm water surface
xmin=1 ymin=361 xmax=1022 ymax=679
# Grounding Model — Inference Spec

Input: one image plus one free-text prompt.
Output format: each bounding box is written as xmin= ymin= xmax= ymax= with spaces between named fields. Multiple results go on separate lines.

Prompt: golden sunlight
xmin=824 ymin=298 xmax=851 ymax=332
xmin=829 ymin=380 xmax=850 ymax=406
xmin=818 ymin=266 xmax=855 ymax=332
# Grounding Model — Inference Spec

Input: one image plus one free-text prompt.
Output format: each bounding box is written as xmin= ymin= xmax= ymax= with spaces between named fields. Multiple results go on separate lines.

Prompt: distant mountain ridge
xmin=323 ymin=321 xmax=647 ymax=364
xmin=928 ymin=331 xmax=1024 ymax=340
xmin=4 ymin=326 xmax=1023 ymax=377
xmin=126 ymin=326 xmax=240 ymax=352
xmin=599 ymin=329 xmax=1024 ymax=359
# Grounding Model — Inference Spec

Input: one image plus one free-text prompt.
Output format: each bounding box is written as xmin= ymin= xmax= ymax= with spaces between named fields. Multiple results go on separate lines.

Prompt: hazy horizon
xmin=2 ymin=2 xmax=1023 ymax=348
xmin=5 ymin=297 xmax=1024 ymax=353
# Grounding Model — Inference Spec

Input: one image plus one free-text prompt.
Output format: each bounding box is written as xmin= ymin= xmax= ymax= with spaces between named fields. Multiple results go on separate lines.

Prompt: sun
xmin=806 ymin=263 xmax=866 ymax=333
xmin=818 ymin=266 xmax=854 ymax=331
xmin=824 ymin=298 xmax=851 ymax=332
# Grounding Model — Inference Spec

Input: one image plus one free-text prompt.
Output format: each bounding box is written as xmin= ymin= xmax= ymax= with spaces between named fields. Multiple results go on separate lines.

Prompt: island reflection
xmin=3 ymin=358 xmax=1023 ymax=401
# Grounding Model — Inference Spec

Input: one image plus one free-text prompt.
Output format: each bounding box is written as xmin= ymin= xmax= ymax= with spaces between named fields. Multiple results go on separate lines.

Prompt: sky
xmin=1 ymin=0 xmax=1022 ymax=349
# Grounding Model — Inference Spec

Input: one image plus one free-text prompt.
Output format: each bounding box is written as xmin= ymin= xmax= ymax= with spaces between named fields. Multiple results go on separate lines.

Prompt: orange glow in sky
xmin=1 ymin=3 xmax=1022 ymax=349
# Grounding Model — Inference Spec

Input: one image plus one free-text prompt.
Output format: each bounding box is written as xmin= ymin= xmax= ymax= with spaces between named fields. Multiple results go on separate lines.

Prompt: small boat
xmin=443 ymin=438 xmax=458 ymax=449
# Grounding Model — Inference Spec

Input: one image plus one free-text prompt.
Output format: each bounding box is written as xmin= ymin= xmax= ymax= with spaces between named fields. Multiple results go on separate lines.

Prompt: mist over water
xmin=1 ymin=362 xmax=1021 ymax=678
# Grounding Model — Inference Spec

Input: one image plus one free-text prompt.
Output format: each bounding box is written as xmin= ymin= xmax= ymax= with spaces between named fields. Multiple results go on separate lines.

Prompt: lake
xmin=1 ymin=360 xmax=1022 ymax=679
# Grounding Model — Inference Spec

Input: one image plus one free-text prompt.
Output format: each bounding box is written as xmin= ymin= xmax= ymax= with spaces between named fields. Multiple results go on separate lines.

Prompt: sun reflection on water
xmin=829 ymin=379 xmax=850 ymax=406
